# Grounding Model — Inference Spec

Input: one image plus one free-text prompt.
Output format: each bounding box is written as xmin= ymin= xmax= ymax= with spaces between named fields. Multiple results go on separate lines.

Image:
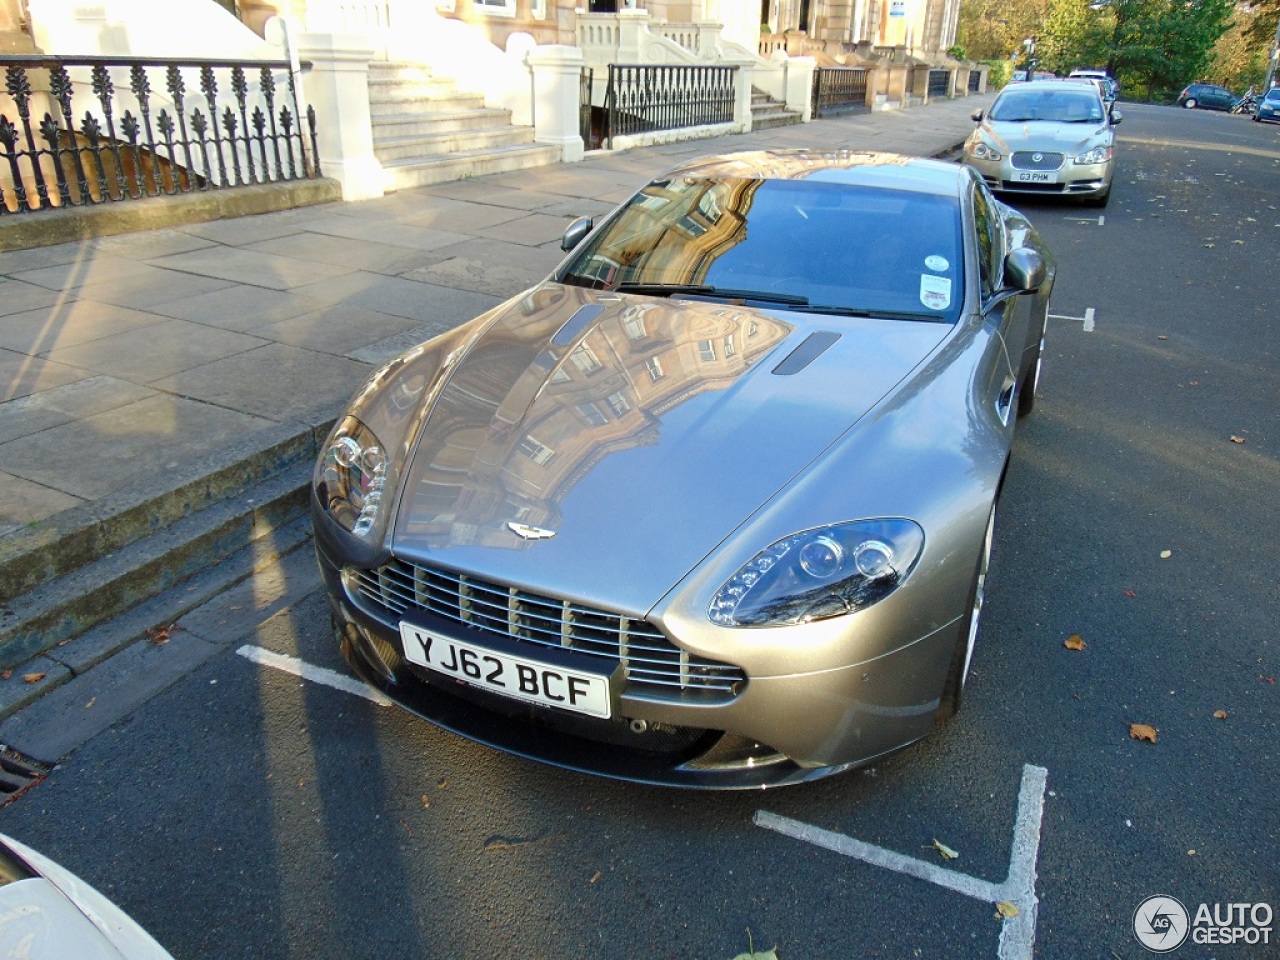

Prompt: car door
xmin=971 ymin=179 xmax=1027 ymax=429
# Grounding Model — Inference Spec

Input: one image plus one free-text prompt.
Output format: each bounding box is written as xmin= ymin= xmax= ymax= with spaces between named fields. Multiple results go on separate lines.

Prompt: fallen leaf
xmin=85 ymin=697 xmax=95 ymax=709
xmin=1261 ymin=675 xmax=1276 ymax=685
xmin=928 ymin=839 xmax=960 ymax=860
xmin=995 ymin=901 xmax=1020 ymax=919
xmin=732 ymin=928 xmax=778 ymax=960
xmin=420 ymin=794 xmax=430 ymax=809
xmin=23 ymin=673 xmax=45 ymax=684
xmin=1187 ymin=849 xmax=1196 ymax=855
xmin=1229 ymin=436 xmax=1245 ymax=444
xmin=1158 ymin=335 xmax=1168 ymax=340
xmin=1130 ymin=723 xmax=1158 ymax=744
xmin=1204 ymin=243 xmax=1215 ymax=248
xmin=1160 ymin=550 xmax=1173 ymax=559
xmin=147 ymin=623 xmax=177 ymax=645
xmin=1123 ymin=589 xmax=1137 ymax=598
xmin=1064 ymin=635 xmax=1087 ymax=651
xmin=1213 ymin=710 xmax=1228 ymax=720
xmin=1189 ymin=381 xmax=1199 ymax=386
xmin=589 ymin=871 xmax=602 ymax=884
xmin=1 ymin=670 xmax=11 ymax=680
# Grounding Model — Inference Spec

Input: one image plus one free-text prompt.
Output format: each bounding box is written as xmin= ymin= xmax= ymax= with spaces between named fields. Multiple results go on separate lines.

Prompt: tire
xmin=937 ymin=503 xmax=997 ymax=721
xmin=1183 ymin=98 xmax=1197 ymax=109
xmin=1016 ymin=313 xmax=1046 ymax=418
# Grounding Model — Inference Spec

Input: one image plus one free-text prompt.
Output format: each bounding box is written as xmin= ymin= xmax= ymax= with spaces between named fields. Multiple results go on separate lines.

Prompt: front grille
xmin=348 ymin=558 xmax=745 ymax=699
xmin=1011 ymin=151 xmax=1064 ymax=171
xmin=1002 ymin=180 xmax=1067 ymax=193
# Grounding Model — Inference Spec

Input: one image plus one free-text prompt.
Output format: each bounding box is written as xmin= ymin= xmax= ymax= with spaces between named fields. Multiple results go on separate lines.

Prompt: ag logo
xmin=1134 ymin=895 xmax=1190 ymax=952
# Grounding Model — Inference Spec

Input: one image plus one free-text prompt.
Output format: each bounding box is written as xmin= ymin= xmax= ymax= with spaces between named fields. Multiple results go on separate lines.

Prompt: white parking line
xmin=1066 ymin=214 xmax=1105 ymax=226
xmin=236 ymin=644 xmax=392 ymax=706
xmin=755 ymin=764 xmax=1048 ymax=960
xmin=1049 ymin=307 xmax=1095 ymax=332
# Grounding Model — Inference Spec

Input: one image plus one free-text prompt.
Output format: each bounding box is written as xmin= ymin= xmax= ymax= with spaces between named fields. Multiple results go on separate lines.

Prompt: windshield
xmin=989 ymin=88 xmax=1105 ymax=123
xmin=1266 ymin=88 xmax=1280 ymax=102
xmin=558 ymin=177 xmax=965 ymax=323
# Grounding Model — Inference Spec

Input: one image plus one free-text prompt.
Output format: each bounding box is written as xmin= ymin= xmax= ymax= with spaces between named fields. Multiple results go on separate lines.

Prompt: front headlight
xmin=314 ymin=416 xmax=397 ymax=540
xmin=1074 ymin=145 xmax=1112 ymax=165
xmin=969 ymin=140 xmax=1003 ymax=162
xmin=708 ymin=519 xmax=925 ymax=627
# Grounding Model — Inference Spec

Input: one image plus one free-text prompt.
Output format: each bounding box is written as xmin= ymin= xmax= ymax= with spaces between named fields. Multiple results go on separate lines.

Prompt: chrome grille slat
xmin=349 ymin=558 xmax=745 ymax=698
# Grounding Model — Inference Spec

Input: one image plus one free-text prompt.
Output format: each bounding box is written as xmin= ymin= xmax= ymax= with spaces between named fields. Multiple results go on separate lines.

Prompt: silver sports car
xmin=312 ymin=150 xmax=1055 ymax=788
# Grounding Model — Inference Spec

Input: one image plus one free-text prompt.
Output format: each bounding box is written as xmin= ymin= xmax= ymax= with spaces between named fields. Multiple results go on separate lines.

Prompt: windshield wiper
xmin=612 ymin=282 xmax=809 ymax=306
xmin=803 ymin=305 xmax=947 ymax=322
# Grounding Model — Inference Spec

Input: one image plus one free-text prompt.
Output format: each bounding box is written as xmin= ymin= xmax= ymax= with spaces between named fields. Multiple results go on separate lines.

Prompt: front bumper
xmin=313 ymin=504 xmax=960 ymax=789
xmin=965 ymin=154 xmax=1112 ymax=198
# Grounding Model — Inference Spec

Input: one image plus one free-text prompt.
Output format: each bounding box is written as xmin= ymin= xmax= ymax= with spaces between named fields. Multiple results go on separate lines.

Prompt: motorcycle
xmin=1232 ymin=90 xmax=1260 ymax=115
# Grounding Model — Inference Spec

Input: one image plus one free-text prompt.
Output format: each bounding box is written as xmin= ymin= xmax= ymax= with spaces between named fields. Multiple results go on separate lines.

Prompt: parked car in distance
xmin=0 ymin=832 xmax=175 ymax=960
xmin=1254 ymin=86 xmax=1280 ymax=123
xmin=1068 ymin=68 xmax=1118 ymax=100
xmin=312 ymin=150 xmax=1056 ymax=789
xmin=964 ymin=79 xmax=1120 ymax=206
xmin=1178 ymin=82 xmax=1238 ymax=111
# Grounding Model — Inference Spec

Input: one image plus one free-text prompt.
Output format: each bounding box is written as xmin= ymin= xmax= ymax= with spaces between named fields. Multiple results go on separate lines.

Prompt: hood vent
xmin=772 ymin=330 xmax=842 ymax=375
xmin=551 ymin=304 xmax=605 ymax=347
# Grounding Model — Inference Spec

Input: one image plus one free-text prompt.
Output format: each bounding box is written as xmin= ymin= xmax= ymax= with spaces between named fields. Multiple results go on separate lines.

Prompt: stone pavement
xmin=0 ymin=94 xmax=990 ymax=754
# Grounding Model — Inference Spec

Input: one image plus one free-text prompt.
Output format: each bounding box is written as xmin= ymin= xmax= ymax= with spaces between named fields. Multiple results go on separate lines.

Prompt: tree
xmin=1107 ymin=0 xmax=1235 ymax=99
xmin=956 ymin=0 xmax=1053 ymax=62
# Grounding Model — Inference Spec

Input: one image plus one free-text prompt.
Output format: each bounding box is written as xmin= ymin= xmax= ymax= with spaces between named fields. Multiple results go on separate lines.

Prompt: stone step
xmin=369 ymin=86 xmax=486 ymax=112
xmin=371 ymin=105 xmax=513 ymax=137
xmin=0 ymin=457 xmax=314 ymax=676
xmin=374 ymin=125 xmax=536 ymax=163
xmin=381 ymin=141 xmax=562 ymax=191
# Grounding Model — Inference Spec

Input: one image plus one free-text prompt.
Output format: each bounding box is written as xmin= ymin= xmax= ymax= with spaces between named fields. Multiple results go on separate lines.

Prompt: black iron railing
xmin=927 ymin=68 xmax=951 ymax=99
xmin=0 ymin=56 xmax=319 ymax=215
xmin=604 ymin=64 xmax=736 ymax=149
xmin=579 ymin=66 xmax=596 ymax=150
xmin=968 ymin=70 xmax=981 ymax=93
xmin=812 ymin=67 xmax=869 ymax=117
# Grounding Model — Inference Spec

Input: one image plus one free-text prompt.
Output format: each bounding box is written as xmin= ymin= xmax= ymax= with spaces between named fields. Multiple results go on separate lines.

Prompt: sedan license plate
xmin=399 ymin=623 xmax=612 ymax=718
xmin=1016 ymin=171 xmax=1052 ymax=182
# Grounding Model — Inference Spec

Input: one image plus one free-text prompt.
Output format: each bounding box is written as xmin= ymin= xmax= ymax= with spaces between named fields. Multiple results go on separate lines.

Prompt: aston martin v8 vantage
xmin=312 ymin=150 xmax=1056 ymax=788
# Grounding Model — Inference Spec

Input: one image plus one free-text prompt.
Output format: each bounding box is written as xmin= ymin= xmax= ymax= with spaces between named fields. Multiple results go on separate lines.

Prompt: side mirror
xmin=1109 ymin=109 xmax=1123 ymax=126
xmin=1003 ymin=247 xmax=1046 ymax=292
xmin=971 ymin=109 xmax=984 ymax=123
xmin=561 ymin=216 xmax=594 ymax=252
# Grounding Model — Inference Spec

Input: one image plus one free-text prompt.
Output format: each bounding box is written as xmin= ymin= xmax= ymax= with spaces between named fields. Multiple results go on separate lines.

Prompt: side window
xmin=971 ymin=180 xmax=1004 ymax=298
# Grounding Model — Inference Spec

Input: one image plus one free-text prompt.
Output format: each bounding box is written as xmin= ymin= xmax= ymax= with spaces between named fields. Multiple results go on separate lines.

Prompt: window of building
xmin=578 ymin=402 xmax=608 ymax=426
xmin=606 ymin=391 xmax=631 ymax=416
xmin=518 ymin=436 xmax=555 ymax=465
xmin=473 ymin=0 xmax=516 ymax=16
xmin=571 ymin=343 xmax=603 ymax=375
xmin=698 ymin=339 xmax=716 ymax=362
xmin=723 ymin=334 xmax=736 ymax=357
xmin=645 ymin=356 xmax=665 ymax=382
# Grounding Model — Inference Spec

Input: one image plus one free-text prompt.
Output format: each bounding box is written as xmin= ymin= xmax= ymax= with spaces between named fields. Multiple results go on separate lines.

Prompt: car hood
xmin=390 ymin=284 xmax=950 ymax=614
xmin=982 ymin=119 xmax=1110 ymax=154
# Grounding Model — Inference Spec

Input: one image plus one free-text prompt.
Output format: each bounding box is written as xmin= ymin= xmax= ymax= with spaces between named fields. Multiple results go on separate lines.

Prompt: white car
xmin=0 ymin=832 xmax=175 ymax=959
xmin=963 ymin=79 xmax=1121 ymax=207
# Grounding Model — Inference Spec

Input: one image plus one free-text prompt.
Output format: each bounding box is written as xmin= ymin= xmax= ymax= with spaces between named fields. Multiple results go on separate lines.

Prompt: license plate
xmin=399 ymin=623 xmax=612 ymax=718
xmin=1016 ymin=171 xmax=1051 ymax=182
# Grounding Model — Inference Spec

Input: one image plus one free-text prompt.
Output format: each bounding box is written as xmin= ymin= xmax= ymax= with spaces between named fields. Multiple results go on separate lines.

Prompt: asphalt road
xmin=1 ymin=103 xmax=1277 ymax=960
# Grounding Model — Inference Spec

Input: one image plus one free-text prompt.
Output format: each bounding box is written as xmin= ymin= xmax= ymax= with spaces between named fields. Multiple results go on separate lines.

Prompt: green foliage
xmin=983 ymin=60 xmax=1015 ymax=87
xmin=948 ymin=44 xmax=968 ymax=60
xmin=963 ymin=0 xmax=1237 ymax=100
xmin=1207 ymin=10 xmax=1269 ymax=92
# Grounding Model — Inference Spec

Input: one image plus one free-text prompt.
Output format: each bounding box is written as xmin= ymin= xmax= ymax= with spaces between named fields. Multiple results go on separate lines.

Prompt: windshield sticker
xmin=920 ymin=274 xmax=952 ymax=311
xmin=925 ymin=255 xmax=949 ymax=272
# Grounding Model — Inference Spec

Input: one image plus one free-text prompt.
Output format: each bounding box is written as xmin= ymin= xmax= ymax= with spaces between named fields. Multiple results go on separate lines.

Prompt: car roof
xmin=661 ymin=150 xmax=968 ymax=198
xmin=997 ymin=78 xmax=1104 ymax=98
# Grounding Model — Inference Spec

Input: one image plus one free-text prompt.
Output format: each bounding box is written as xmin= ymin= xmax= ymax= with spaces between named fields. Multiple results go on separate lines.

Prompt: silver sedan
xmin=311 ymin=151 xmax=1056 ymax=788
xmin=963 ymin=79 xmax=1121 ymax=206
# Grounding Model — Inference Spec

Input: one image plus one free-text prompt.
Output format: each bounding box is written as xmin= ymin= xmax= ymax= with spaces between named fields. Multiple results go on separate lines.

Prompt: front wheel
xmin=1183 ymin=98 xmax=1197 ymax=109
xmin=937 ymin=503 xmax=997 ymax=721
